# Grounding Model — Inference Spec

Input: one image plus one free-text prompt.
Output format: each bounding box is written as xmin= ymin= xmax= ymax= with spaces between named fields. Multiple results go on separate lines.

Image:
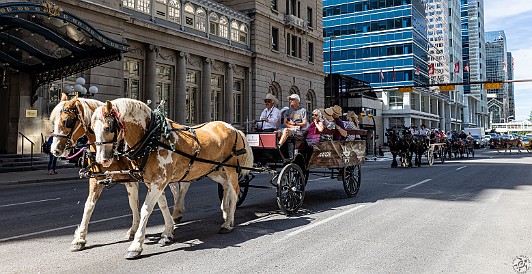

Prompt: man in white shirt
xmin=253 ymin=93 xmax=281 ymax=132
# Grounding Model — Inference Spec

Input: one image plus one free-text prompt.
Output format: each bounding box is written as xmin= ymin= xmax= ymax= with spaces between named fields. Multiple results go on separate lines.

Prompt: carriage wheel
xmin=217 ymin=173 xmax=250 ymax=208
xmin=342 ymin=164 xmax=361 ymax=197
xmin=427 ymin=147 xmax=434 ymax=166
xmin=277 ymin=163 xmax=305 ymax=215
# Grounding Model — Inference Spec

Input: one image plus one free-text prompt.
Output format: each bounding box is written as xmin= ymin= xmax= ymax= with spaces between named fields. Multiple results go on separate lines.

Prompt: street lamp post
xmin=329 ymin=36 xmax=336 ymax=106
xmin=62 ymin=77 xmax=99 ymax=98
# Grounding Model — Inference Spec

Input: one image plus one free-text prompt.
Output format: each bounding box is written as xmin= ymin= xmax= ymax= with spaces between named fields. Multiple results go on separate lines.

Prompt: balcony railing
xmin=284 ymin=14 xmax=307 ymax=31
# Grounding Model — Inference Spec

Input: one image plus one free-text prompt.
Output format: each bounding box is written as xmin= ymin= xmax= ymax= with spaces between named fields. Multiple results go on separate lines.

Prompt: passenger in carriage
xmin=303 ymin=109 xmax=325 ymax=146
xmin=252 ymin=93 xmax=281 ymax=132
xmin=322 ymin=105 xmax=347 ymax=141
xmin=459 ymin=130 xmax=468 ymax=140
xmin=343 ymin=111 xmax=360 ymax=141
xmin=278 ymin=94 xmax=308 ymax=147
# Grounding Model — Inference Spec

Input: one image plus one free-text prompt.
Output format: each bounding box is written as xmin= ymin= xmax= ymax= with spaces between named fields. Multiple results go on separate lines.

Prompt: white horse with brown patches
xmin=91 ymin=98 xmax=253 ymax=259
xmin=50 ymin=94 xmax=188 ymax=251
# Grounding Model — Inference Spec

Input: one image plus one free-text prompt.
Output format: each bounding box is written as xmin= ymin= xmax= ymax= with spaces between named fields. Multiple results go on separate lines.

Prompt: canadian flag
xmin=503 ymin=59 xmax=507 ymax=71
xmin=379 ymin=69 xmax=384 ymax=81
xmin=415 ymin=65 xmax=420 ymax=75
xmin=512 ymin=59 xmax=514 ymax=70
xmin=428 ymin=63 xmax=435 ymax=75
xmin=464 ymin=62 xmax=470 ymax=73
xmin=454 ymin=61 xmax=460 ymax=73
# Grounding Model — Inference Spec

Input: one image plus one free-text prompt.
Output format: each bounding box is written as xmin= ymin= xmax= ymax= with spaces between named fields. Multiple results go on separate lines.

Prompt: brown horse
xmin=497 ymin=138 xmax=523 ymax=154
xmin=91 ymin=98 xmax=253 ymax=259
xmin=50 ymin=94 xmax=185 ymax=251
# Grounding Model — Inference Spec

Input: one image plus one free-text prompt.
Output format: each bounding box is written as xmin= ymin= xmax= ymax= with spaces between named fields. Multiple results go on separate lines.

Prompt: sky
xmin=484 ymin=0 xmax=532 ymax=121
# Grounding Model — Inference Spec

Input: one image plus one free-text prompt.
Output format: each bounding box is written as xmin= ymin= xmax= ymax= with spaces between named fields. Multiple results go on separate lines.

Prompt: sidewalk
xmin=0 ymin=167 xmax=82 ymax=188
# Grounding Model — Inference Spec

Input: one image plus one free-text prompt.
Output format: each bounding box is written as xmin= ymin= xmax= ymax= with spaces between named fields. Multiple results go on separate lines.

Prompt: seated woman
xmin=343 ymin=111 xmax=360 ymax=141
xmin=304 ymin=109 xmax=325 ymax=146
xmin=322 ymin=106 xmax=347 ymax=141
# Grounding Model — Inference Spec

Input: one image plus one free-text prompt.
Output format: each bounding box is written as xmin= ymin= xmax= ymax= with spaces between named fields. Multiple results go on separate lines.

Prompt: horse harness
xmin=96 ymin=109 xmax=251 ymax=184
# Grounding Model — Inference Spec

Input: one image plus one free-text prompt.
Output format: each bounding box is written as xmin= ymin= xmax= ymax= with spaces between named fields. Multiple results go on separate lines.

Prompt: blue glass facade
xmin=323 ymin=0 xmax=429 ymax=88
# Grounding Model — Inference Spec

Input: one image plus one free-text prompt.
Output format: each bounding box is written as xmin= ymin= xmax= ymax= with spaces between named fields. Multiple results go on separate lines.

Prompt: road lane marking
xmin=0 ymin=198 xmax=61 ymax=208
xmin=456 ymin=166 xmax=467 ymax=170
xmin=403 ymin=179 xmax=432 ymax=190
xmin=279 ymin=204 xmax=366 ymax=241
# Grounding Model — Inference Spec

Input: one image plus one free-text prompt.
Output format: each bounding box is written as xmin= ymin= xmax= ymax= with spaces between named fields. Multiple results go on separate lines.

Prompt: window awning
xmin=0 ymin=2 xmax=129 ymax=91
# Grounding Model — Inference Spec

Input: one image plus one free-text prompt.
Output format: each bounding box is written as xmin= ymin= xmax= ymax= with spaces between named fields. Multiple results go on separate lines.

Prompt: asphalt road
xmin=1 ymin=148 xmax=531 ymax=273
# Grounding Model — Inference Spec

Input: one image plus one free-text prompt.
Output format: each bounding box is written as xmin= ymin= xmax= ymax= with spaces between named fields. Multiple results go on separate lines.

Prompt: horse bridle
xmin=93 ymin=110 xmax=124 ymax=154
xmin=54 ymin=106 xmax=84 ymax=149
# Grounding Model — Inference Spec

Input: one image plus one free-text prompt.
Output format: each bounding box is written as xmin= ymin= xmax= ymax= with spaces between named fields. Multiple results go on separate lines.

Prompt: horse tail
xmin=237 ymin=129 xmax=254 ymax=175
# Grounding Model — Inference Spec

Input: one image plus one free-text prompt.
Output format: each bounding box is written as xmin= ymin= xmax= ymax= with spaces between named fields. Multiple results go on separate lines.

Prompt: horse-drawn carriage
xmin=234 ymin=129 xmax=367 ymax=214
xmin=386 ymin=128 xmax=443 ymax=167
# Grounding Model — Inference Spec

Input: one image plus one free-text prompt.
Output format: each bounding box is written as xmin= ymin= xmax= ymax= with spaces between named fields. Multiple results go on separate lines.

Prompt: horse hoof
xmin=218 ymin=227 xmax=233 ymax=234
xmin=173 ymin=217 xmax=182 ymax=224
xmin=158 ymin=237 xmax=173 ymax=246
xmin=125 ymin=251 xmax=142 ymax=260
xmin=70 ymin=243 xmax=85 ymax=252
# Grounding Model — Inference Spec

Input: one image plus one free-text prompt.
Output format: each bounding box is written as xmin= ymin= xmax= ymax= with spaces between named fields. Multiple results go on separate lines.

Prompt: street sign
xmin=439 ymin=85 xmax=455 ymax=92
xmin=484 ymin=82 xmax=502 ymax=89
xmin=398 ymin=87 xmax=413 ymax=93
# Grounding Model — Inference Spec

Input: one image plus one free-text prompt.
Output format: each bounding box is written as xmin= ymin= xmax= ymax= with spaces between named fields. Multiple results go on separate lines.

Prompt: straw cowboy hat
xmin=331 ymin=105 xmax=342 ymax=116
xmin=320 ymin=107 xmax=334 ymax=120
xmin=264 ymin=93 xmax=279 ymax=105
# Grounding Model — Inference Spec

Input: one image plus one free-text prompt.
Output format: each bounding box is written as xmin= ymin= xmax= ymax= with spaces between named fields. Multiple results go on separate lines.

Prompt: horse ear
xmin=61 ymin=93 xmax=69 ymax=101
xmin=105 ymin=101 xmax=113 ymax=112
xmin=73 ymin=93 xmax=79 ymax=101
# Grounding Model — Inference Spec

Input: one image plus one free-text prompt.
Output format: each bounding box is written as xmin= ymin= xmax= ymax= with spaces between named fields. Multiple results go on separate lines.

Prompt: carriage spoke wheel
xmin=217 ymin=173 xmax=250 ymax=208
xmin=427 ymin=147 xmax=434 ymax=166
xmin=277 ymin=163 xmax=305 ymax=215
xmin=342 ymin=164 xmax=361 ymax=197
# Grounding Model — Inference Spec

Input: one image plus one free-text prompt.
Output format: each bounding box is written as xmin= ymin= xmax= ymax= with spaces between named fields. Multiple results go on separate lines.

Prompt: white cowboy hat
xmin=264 ymin=93 xmax=279 ymax=105
xmin=287 ymin=94 xmax=300 ymax=102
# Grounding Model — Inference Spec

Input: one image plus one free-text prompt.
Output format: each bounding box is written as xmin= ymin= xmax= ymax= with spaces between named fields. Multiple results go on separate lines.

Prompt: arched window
xmin=219 ymin=16 xmax=229 ymax=39
xmin=184 ymin=3 xmax=195 ymax=27
xmin=268 ymin=82 xmax=282 ymax=105
xmin=306 ymin=90 xmax=316 ymax=112
xmin=231 ymin=21 xmax=239 ymax=42
xmin=209 ymin=12 xmax=219 ymax=36
xmin=195 ymin=7 xmax=206 ymax=32
xmin=239 ymin=24 xmax=248 ymax=44
xmin=168 ymin=0 xmax=180 ymax=22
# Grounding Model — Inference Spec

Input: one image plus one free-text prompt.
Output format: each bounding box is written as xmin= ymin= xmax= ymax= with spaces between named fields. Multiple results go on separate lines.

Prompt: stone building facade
xmin=1 ymin=0 xmax=324 ymax=153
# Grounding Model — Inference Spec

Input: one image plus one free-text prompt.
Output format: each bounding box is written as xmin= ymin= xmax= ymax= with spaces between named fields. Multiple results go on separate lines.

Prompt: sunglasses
xmin=312 ymin=114 xmax=318 ymax=116
xmin=264 ymin=100 xmax=272 ymax=103
xmin=289 ymin=98 xmax=296 ymax=101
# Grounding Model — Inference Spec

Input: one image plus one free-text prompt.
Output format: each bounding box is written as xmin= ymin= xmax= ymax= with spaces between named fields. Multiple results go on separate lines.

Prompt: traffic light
xmin=439 ymin=85 xmax=455 ymax=92
xmin=398 ymin=87 xmax=413 ymax=93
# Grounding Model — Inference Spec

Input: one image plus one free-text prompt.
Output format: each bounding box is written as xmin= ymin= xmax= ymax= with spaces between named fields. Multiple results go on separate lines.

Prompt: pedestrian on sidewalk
xmin=47 ymin=134 xmax=57 ymax=175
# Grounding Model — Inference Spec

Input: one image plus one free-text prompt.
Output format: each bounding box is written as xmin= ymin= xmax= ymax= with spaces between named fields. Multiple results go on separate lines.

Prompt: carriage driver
xmin=252 ymin=93 xmax=281 ymax=132
xmin=278 ymin=94 xmax=308 ymax=147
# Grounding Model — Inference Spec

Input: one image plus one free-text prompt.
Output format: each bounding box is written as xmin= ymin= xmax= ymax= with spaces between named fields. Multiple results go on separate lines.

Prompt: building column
xmin=439 ymin=100 xmax=446 ymax=132
xmin=201 ymin=57 xmax=212 ymax=122
xmin=224 ymin=63 xmax=234 ymax=123
xmin=145 ymin=44 xmax=158 ymax=109
xmin=174 ymin=51 xmax=188 ymax=124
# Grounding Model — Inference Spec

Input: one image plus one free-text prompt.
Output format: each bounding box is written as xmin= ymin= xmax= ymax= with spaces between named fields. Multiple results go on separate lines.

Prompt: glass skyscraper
xmin=323 ymin=0 xmax=459 ymax=131
xmin=485 ymin=30 xmax=508 ymax=124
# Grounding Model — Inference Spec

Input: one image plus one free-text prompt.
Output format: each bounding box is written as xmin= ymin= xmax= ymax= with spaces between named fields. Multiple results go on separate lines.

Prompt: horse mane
xmin=77 ymin=98 xmax=104 ymax=125
xmin=109 ymin=98 xmax=151 ymax=124
xmin=50 ymin=101 xmax=67 ymax=122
